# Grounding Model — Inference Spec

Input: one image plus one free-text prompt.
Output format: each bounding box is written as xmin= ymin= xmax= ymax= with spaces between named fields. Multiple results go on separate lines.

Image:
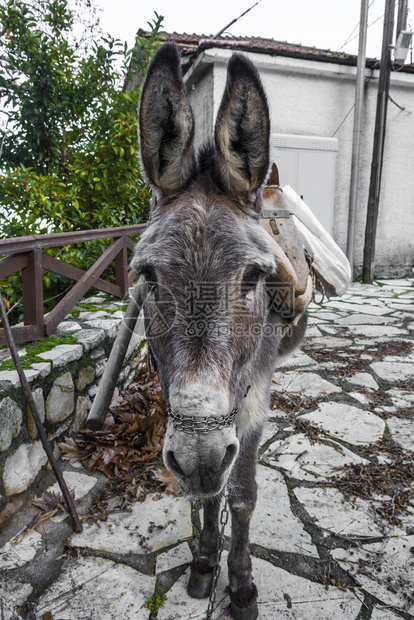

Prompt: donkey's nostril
xmin=218 ymin=443 xmax=238 ymax=473
xmin=165 ymin=451 xmax=185 ymax=478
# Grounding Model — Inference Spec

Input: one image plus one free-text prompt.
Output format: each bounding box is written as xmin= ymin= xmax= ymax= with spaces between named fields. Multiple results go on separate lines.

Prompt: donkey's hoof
xmin=229 ymin=585 xmax=258 ymax=620
xmin=187 ymin=566 xmax=214 ymax=599
xmin=230 ymin=601 xmax=258 ymax=620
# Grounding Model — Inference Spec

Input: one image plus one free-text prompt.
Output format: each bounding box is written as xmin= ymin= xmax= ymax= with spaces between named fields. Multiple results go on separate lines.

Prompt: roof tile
xmin=137 ymin=29 xmax=414 ymax=72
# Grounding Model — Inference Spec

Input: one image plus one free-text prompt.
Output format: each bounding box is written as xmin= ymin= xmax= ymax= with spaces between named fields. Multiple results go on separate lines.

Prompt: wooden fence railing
xmin=0 ymin=223 xmax=147 ymax=345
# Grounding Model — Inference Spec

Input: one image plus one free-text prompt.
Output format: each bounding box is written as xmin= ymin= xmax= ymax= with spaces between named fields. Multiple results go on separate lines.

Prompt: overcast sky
xmin=92 ymin=0 xmax=412 ymax=60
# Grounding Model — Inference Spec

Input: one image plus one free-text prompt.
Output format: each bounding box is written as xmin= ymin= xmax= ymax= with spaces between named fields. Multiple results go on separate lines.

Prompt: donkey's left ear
xmin=139 ymin=42 xmax=195 ymax=198
xmin=215 ymin=54 xmax=270 ymax=208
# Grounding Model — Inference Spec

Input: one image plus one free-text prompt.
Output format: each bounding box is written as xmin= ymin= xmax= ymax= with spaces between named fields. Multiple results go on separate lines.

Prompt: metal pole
xmin=396 ymin=0 xmax=408 ymax=37
xmin=0 ymin=296 xmax=83 ymax=533
xmin=346 ymin=0 xmax=369 ymax=277
xmin=86 ymin=279 xmax=146 ymax=431
xmin=362 ymin=0 xmax=395 ymax=283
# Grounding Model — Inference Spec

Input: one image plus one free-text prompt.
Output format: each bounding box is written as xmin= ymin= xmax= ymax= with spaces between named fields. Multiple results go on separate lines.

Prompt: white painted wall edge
xmin=184 ymin=48 xmax=414 ymax=88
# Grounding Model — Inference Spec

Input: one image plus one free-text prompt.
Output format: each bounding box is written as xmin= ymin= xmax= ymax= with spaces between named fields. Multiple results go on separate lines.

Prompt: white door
xmin=271 ymin=134 xmax=337 ymax=234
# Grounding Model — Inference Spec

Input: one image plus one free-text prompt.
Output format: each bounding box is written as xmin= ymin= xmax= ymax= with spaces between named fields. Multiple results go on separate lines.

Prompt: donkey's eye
xmin=142 ymin=267 xmax=158 ymax=293
xmin=241 ymin=266 xmax=266 ymax=298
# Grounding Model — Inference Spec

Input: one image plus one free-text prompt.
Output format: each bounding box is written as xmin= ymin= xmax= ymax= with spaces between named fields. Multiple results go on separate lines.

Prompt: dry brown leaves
xmin=32 ymin=489 xmax=80 ymax=513
xmin=58 ymin=365 xmax=179 ymax=511
xmin=371 ymin=340 xmax=413 ymax=359
xmin=304 ymin=348 xmax=367 ymax=375
xmin=293 ymin=417 xmax=321 ymax=442
xmin=359 ymin=436 xmax=409 ymax=462
xmin=271 ymin=392 xmax=329 ymax=416
xmin=327 ymin=461 xmax=414 ymax=526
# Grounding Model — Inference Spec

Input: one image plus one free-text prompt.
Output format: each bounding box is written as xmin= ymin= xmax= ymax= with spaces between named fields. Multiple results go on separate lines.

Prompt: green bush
xmin=0 ymin=0 xmax=164 ymax=323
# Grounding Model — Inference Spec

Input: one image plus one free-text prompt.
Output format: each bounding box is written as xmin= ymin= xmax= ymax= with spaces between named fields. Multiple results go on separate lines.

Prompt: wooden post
xmin=362 ymin=0 xmax=395 ymax=283
xmin=114 ymin=236 xmax=129 ymax=299
xmin=86 ymin=279 xmax=146 ymax=431
xmin=21 ymin=249 xmax=44 ymax=339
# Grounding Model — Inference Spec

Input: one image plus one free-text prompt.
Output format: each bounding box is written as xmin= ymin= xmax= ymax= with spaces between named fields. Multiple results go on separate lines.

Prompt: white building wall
xmin=372 ymin=79 xmax=414 ymax=274
xmin=184 ymin=49 xmax=414 ymax=277
xmin=186 ymin=64 xmax=214 ymax=154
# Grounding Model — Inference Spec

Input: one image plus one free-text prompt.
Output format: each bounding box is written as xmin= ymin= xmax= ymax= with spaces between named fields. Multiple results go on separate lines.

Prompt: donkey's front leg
xmin=187 ymin=497 xmax=221 ymax=598
xmin=227 ymin=427 xmax=262 ymax=620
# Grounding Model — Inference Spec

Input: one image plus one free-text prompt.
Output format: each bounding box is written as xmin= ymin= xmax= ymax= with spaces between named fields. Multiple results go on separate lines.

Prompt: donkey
xmin=132 ymin=42 xmax=307 ymax=619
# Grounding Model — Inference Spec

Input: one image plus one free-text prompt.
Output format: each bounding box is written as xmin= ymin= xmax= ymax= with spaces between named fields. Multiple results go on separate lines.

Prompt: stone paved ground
xmin=0 ymin=279 xmax=414 ymax=620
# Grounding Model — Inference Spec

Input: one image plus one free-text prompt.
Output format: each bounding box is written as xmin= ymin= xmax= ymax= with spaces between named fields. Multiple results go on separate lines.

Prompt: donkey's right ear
xmin=139 ymin=42 xmax=195 ymax=197
xmin=214 ymin=54 xmax=270 ymax=208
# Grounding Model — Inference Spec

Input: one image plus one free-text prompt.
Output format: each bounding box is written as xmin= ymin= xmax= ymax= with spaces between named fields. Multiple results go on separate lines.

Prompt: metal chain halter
xmin=166 ymin=385 xmax=250 ymax=435
xmin=206 ymin=492 xmax=230 ymax=620
xmin=166 ymin=406 xmax=239 ymax=434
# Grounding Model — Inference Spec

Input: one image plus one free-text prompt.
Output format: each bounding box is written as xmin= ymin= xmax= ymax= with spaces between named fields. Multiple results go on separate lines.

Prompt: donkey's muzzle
xmin=164 ymin=385 xmax=240 ymax=496
xmin=164 ymin=435 xmax=239 ymax=497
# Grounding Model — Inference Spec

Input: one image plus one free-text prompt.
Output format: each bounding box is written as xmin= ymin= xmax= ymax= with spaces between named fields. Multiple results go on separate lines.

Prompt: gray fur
xmin=133 ymin=42 xmax=307 ymax=610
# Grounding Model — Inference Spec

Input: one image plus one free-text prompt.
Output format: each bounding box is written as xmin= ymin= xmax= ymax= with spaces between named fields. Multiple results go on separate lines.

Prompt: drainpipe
xmin=346 ymin=0 xmax=369 ymax=279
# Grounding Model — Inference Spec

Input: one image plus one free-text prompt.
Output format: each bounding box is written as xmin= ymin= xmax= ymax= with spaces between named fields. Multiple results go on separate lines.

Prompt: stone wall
xmin=0 ymin=293 xmax=146 ymax=505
